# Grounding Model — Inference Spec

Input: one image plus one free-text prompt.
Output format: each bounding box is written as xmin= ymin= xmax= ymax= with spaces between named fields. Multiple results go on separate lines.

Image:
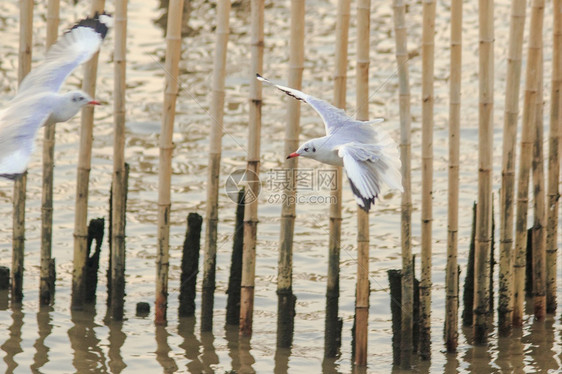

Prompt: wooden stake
xmin=354 ymin=0 xmax=370 ymax=366
xmin=179 ymin=213 xmax=203 ymax=317
xmin=391 ymin=0 xmax=413 ymax=367
xmin=388 ymin=269 xmax=402 ymax=366
xmin=239 ymin=0 xmax=264 ymax=337
xmin=85 ymin=217 xmax=105 ymax=304
xmin=201 ymin=0 xmax=231 ymax=332
xmin=71 ymin=0 xmax=106 ymax=310
xmin=420 ymin=0 xmax=436 ymax=359
xmin=12 ymin=0 xmax=34 ymax=305
xmin=473 ymin=0 xmax=494 ymax=344
xmin=462 ymin=202 xmax=477 ymax=326
xmin=546 ymin=0 xmax=561 ymax=314
xmin=39 ymin=0 xmax=60 ymax=307
xmin=226 ymin=189 xmax=245 ymax=326
xmin=109 ymin=0 xmax=129 ymax=321
xmin=498 ymin=0 xmax=527 ymax=334
xmin=513 ymin=0 xmax=544 ymax=327
xmin=276 ymin=0 xmax=305 ymax=348
xmin=445 ymin=0 xmax=462 ymax=352
xmin=155 ymin=0 xmax=185 ymax=325
xmin=531 ymin=49 xmax=546 ymax=320
xmin=324 ymin=0 xmax=350 ymax=359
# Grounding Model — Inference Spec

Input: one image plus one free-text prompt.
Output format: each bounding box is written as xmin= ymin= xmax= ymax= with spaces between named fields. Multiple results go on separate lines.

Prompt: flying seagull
xmin=257 ymin=73 xmax=403 ymax=212
xmin=0 ymin=12 xmax=112 ymax=180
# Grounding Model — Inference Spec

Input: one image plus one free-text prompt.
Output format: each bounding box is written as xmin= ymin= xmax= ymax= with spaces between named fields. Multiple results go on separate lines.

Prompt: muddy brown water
xmin=0 ymin=0 xmax=561 ymax=372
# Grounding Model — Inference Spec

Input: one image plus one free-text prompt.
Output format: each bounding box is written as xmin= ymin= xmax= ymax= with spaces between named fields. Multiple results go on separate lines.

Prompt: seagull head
xmin=287 ymin=140 xmax=318 ymax=160
xmin=51 ymin=90 xmax=100 ymax=123
xmin=67 ymin=90 xmax=101 ymax=107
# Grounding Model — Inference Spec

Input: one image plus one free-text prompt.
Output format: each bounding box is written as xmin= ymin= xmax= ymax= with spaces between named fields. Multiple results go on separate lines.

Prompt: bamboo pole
xmin=71 ymin=0 xmax=105 ymax=310
xmin=155 ymin=0 xmax=185 ymax=325
xmin=276 ymin=0 xmax=304 ymax=348
xmin=109 ymin=0 xmax=128 ymax=321
xmin=545 ymin=0 xmax=561 ymax=314
xmin=324 ymin=0 xmax=349 ymax=358
xmin=474 ymin=0 xmax=494 ymax=344
xmin=498 ymin=0 xmax=527 ymax=334
xmin=354 ymin=0 xmax=370 ymax=366
xmin=513 ymin=0 xmax=544 ymax=327
xmin=420 ymin=0 xmax=435 ymax=359
xmin=445 ymin=0 xmax=462 ymax=352
xmin=39 ymin=0 xmax=60 ymax=307
xmin=531 ymin=49 xmax=546 ymax=320
xmin=324 ymin=0 xmax=350 ymax=359
xmin=201 ymin=0 xmax=232 ymax=333
xmin=392 ymin=0 xmax=413 ymax=367
xmin=239 ymin=0 xmax=264 ymax=337
xmin=12 ymin=0 xmax=34 ymax=305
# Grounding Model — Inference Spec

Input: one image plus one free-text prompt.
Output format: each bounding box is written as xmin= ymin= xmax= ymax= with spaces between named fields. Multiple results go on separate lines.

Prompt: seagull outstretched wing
xmin=17 ymin=13 xmax=112 ymax=95
xmin=257 ymin=74 xmax=383 ymax=136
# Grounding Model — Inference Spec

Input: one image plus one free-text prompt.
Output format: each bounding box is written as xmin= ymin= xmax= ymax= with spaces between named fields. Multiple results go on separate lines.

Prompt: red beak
xmin=88 ymin=100 xmax=101 ymax=105
xmin=286 ymin=152 xmax=300 ymax=159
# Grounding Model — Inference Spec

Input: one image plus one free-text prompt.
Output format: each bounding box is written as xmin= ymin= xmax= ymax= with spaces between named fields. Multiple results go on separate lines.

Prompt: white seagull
xmin=0 ymin=12 xmax=112 ymax=180
xmin=257 ymin=74 xmax=403 ymax=212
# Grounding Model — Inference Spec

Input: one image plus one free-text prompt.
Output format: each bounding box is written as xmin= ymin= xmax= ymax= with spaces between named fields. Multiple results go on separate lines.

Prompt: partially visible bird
xmin=0 ymin=12 xmax=112 ymax=180
xmin=257 ymin=74 xmax=403 ymax=212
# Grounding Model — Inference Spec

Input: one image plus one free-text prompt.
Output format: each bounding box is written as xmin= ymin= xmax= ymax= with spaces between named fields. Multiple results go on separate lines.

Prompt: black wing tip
xmin=348 ymin=177 xmax=376 ymax=212
xmin=0 ymin=173 xmax=24 ymax=181
xmin=70 ymin=12 xmax=112 ymax=40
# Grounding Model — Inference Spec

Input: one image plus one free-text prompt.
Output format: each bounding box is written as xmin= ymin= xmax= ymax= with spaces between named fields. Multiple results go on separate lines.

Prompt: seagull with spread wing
xmin=257 ymin=74 xmax=403 ymax=212
xmin=0 ymin=12 xmax=112 ymax=180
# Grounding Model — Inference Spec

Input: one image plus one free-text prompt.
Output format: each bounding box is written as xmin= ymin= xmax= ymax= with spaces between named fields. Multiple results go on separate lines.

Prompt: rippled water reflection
xmin=0 ymin=0 xmax=561 ymax=372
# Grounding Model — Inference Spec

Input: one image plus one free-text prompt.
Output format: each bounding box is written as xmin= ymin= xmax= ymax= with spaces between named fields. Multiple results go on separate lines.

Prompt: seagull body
xmin=0 ymin=13 xmax=112 ymax=180
xmin=257 ymin=74 xmax=403 ymax=212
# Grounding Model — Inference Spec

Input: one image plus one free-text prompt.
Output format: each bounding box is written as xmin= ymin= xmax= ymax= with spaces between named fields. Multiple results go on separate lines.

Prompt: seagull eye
xmin=304 ymin=147 xmax=309 ymax=152
xmin=79 ymin=96 xmax=85 ymax=101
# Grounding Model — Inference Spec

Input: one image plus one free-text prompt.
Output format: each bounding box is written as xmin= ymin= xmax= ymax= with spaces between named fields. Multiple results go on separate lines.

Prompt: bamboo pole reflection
xmin=238 ymin=336 xmax=256 ymax=374
xmin=106 ymin=319 xmax=126 ymax=373
xmin=224 ymin=324 xmax=241 ymax=371
xmin=30 ymin=305 xmax=53 ymax=372
xmin=178 ymin=316 xmax=203 ymax=372
xmin=68 ymin=306 xmax=108 ymax=372
xmin=274 ymin=347 xmax=290 ymax=373
xmin=177 ymin=317 xmax=219 ymax=372
xmin=496 ymin=327 xmax=524 ymax=372
xmin=200 ymin=332 xmax=218 ymax=370
xmin=155 ymin=324 xmax=178 ymax=372
xmin=1 ymin=305 xmax=23 ymax=373
xmin=527 ymin=317 xmax=557 ymax=372
xmin=442 ymin=352 xmax=460 ymax=374
xmin=461 ymin=324 xmax=494 ymax=374
xmin=321 ymin=356 xmax=344 ymax=374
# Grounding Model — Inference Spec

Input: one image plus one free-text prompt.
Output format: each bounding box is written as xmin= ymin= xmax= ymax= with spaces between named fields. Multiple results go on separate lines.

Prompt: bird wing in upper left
xmin=16 ymin=12 xmax=112 ymax=96
xmin=0 ymin=94 xmax=56 ymax=178
xmin=337 ymin=142 xmax=403 ymax=212
xmin=257 ymin=74 xmax=380 ymax=136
